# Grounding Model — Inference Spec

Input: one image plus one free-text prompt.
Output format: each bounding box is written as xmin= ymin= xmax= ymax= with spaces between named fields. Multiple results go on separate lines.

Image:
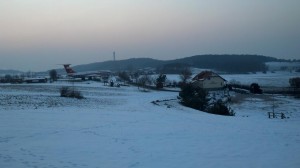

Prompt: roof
xmin=192 ymin=71 xmax=226 ymax=81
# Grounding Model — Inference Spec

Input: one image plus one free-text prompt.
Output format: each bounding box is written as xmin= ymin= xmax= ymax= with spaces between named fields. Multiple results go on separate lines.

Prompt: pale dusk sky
xmin=0 ymin=0 xmax=299 ymax=71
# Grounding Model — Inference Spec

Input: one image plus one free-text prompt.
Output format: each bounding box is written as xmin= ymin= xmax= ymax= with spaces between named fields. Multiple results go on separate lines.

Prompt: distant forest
xmin=1 ymin=54 xmax=298 ymax=75
xmin=165 ymin=54 xmax=275 ymax=73
xmin=72 ymin=54 xmax=279 ymax=74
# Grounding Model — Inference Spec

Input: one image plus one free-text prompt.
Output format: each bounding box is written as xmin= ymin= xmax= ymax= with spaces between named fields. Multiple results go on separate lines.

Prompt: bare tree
xmin=132 ymin=71 xmax=140 ymax=84
xmin=138 ymin=74 xmax=152 ymax=91
xmin=49 ymin=69 xmax=58 ymax=82
xmin=180 ymin=67 xmax=192 ymax=83
xmin=118 ymin=71 xmax=130 ymax=85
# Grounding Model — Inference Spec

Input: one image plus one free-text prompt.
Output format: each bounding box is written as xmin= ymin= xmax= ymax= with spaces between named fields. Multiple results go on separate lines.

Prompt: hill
xmin=171 ymin=54 xmax=277 ymax=73
xmin=0 ymin=69 xmax=23 ymax=76
xmin=74 ymin=58 xmax=163 ymax=72
xmin=71 ymin=54 xmax=278 ymax=74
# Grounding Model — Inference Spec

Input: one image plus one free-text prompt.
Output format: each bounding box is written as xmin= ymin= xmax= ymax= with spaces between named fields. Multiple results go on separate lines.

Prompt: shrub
xmin=60 ymin=86 xmax=84 ymax=99
xmin=289 ymin=77 xmax=300 ymax=88
xmin=250 ymin=83 xmax=262 ymax=94
xmin=179 ymin=83 xmax=209 ymax=111
xmin=207 ymin=100 xmax=235 ymax=116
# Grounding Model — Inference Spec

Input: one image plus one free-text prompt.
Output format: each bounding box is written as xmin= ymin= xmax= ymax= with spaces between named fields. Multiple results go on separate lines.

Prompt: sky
xmin=0 ymin=0 xmax=299 ymax=72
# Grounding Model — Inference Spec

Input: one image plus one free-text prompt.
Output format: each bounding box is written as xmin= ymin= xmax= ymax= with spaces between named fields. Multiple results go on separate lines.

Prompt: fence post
xmin=281 ymin=113 xmax=286 ymax=119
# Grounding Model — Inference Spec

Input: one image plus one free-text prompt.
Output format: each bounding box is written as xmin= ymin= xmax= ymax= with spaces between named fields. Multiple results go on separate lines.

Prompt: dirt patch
xmin=231 ymin=93 xmax=275 ymax=104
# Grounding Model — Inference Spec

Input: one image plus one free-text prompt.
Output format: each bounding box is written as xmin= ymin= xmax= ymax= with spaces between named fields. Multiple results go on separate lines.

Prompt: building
xmin=192 ymin=71 xmax=226 ymax=90
xmin=24 ymin=77 xmax=48 ymax=83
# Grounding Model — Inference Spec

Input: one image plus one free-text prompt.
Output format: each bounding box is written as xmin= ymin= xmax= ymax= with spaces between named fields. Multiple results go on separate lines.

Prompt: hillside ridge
xmin=72 ymin=54 xmax=278 ymax=73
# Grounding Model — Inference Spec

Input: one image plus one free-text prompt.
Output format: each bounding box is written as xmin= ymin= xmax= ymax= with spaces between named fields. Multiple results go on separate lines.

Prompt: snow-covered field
xmin=0 ymin=81 xmax=300 ymax=168
xmin=222 ymin=71 xmax=299 ymax=87
xmin=164 ymin=71 xmax=299 ymax=87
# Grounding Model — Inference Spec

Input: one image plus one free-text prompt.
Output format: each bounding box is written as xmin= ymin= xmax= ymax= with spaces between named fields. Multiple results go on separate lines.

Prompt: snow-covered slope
xmin=0 ymin=82 xmax=299 ymax=168
xmin=222 ymin=71 xmax=299 ymax=87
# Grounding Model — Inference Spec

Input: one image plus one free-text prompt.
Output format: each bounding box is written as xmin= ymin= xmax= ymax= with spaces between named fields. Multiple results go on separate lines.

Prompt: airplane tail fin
xmin=63 ymin=64 xmax=76 ymax=74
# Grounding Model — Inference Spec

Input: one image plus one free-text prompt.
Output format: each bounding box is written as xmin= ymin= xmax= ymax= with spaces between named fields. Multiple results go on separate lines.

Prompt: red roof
xmin=192 ymin=71 xmax=226 ymax=81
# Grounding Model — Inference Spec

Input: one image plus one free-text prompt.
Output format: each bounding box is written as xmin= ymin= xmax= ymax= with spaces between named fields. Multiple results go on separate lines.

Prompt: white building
xmin=192 ymin=71 xmax=227 ymax=90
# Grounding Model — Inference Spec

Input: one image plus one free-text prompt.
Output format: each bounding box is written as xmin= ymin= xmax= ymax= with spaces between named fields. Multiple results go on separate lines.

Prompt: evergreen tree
xmin=156 ymin=74 xmax=166 ymax=89
xmin=179 ymin=83 xmax=209 ymax=111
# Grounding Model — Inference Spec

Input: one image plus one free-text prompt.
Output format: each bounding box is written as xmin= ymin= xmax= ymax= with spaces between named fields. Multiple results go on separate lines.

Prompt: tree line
xmin=68 ymin=54 xmax=278 ymax=74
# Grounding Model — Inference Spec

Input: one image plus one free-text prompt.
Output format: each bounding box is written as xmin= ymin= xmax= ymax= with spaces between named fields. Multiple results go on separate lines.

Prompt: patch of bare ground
xmin=231 ymin=93 xmax=274 ymax=104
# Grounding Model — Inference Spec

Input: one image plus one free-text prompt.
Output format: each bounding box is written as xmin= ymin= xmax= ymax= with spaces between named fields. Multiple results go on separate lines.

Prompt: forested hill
xmin=169 ymin=54 xmax=277 ymax=73
xmin=74 ymin=58 xmax=163 ymax=72
xmin=72 ymin=54 xmax=279 ymax=73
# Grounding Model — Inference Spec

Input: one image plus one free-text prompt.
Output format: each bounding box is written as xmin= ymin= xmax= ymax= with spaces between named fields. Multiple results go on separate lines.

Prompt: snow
xmin=163 ymin=71 xmax=299 ymax=87
xmin=222 ymin=71 xmax=299 ymax=87
xmin=1 ymin=80 xmax=300 ymax=168
xmin=266 ymin=62 xmax=300 ymax=71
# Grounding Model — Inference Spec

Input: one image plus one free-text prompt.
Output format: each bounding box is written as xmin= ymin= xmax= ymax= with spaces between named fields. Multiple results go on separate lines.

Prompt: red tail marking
xmin=63 ymin=64 xmax=76 ymax=74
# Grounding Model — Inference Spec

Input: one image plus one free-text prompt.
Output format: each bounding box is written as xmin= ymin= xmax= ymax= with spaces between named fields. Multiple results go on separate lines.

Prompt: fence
xmin=268 ymin=112 xmax=286 ymax=119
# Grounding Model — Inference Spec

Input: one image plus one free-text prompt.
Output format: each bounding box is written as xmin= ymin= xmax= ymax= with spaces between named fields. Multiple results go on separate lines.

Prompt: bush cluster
xmin=207 ymin=100 xmax=235 ymax=116
xmin=179 ymin=83 xmax=234 ymax=116
xmin=289 ymin=77 xmax=300 ymax=88
xmin=60 ymin=87 xmax=84 ymax=99
xmin=250 ymin=83 xmax=262 ymax=94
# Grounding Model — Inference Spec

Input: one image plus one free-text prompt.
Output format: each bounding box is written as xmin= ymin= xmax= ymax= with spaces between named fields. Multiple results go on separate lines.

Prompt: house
xmin=24 ymin=77 xmax=48 ymax=83
xmin=191 ymin=71 xmax=226 ymax=90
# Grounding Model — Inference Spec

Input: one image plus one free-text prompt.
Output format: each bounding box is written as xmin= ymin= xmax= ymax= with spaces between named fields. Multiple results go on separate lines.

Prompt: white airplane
xmin=63 ymin=64 xmax=111 ymax=80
